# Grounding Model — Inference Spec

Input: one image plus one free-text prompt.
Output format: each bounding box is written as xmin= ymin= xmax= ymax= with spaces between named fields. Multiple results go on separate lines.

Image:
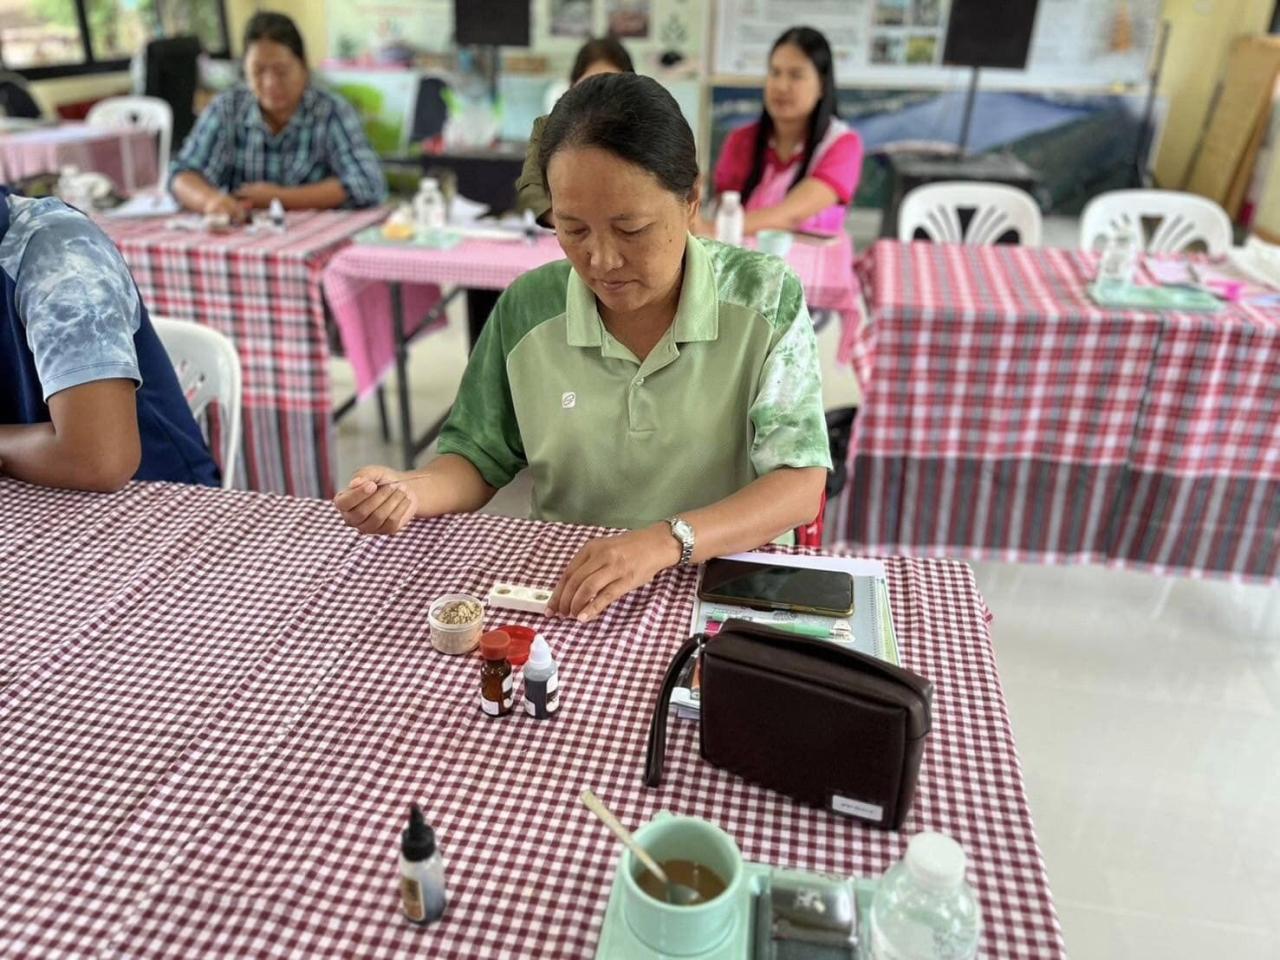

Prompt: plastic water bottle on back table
xmin=715 ymin=190 xmax=744 ymax=246
xmin=1096 ymin=221 xmax=1139 ymax=292
xmin=413 ymin=177 xmax=447 ymax=238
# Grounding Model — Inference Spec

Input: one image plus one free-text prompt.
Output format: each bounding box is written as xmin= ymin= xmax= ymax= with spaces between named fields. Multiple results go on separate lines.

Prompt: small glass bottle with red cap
xmin=479 ymin=630 xmax=514 ymax=717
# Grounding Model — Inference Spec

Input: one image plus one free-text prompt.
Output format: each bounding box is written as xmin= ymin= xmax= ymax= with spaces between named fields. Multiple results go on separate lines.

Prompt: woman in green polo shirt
xmin=334 ymin=73 xmax=831 ymax=623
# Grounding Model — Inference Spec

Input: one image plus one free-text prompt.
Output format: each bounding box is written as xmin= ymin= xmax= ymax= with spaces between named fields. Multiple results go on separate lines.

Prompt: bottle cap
xmin=527 ymin=635 xmax=553 ymax=669
xmin=402 ymin=803 xmax=437 ymax=861
xmin=479 ymin=630 xmax=511 ymax=660
xmin=904 ymin=831 xmax=966 ymax=893
xmin=722 ymin=190 xmax=740 ymax=203
xmin=419 ymin=176 xmax=439 ymax=191
xmin=492 ymin=625 xmax=534 ymax=665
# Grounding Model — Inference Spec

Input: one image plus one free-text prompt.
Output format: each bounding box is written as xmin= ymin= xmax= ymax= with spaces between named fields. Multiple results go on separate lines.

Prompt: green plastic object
xmin=1088 ymin=282 xmax=1223 ymax=313
xmin=352 ymin=226 xmax=463 ymax=251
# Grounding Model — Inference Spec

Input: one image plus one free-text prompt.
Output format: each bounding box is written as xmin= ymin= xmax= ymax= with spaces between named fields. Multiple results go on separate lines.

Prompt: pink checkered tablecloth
xmin=101 ymin=208 xmax=399 ymax=498
xmin=323 ymin=232 xmax=863 ymax=398
xmin=0 ymin=123 xmax=158 ymax=192
xmin=837 ymin=239 xmax=1280 ymax=581
xmin=0 ymin=478 xmax=1063 ymax=959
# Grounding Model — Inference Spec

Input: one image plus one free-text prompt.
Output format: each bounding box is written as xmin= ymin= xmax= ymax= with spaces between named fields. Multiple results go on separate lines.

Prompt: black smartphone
xmin=698 ymin=559 xmax=855 ymax=617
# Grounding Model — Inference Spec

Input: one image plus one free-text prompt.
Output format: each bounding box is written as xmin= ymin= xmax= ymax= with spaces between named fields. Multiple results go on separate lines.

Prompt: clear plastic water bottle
xmin=715 ymin=190 xmax=744 ymax=246
xmin=869 ymin=832 xmax=981 ymax=960
xmin=413 ymin=177 xmax=446 ymax=235
xmin=1096 ymin=222 xmax=1139 ymax=292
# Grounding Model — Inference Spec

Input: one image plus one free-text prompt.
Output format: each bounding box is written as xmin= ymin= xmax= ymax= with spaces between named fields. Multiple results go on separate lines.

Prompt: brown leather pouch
xmin=644 ymin=620 xmax=934 ymax=830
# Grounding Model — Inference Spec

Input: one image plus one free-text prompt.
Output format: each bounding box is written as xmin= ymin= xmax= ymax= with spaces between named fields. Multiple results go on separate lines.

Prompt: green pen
xmin=706 ymin=611 xmax=836 ymax=639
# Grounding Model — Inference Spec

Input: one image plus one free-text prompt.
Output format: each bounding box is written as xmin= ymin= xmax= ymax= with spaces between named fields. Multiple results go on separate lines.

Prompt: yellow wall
xmin=1153 ymin=0 xmax=1274 ymax=188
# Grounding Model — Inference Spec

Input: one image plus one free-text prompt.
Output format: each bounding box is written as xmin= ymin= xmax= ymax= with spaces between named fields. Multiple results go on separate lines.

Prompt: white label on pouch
xmin=831 ymin=794 xmax=883 ymax=822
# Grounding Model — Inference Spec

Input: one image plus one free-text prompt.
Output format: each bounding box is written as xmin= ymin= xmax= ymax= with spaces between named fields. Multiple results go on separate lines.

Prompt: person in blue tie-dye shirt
xmin=0 ymin=188 xmax=220 ymax=491
xmin=170 ymin=12 xmax=387 ymax=224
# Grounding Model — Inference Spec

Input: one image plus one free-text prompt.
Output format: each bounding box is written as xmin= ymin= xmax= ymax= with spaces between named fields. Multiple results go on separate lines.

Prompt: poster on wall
xmin=327 ymin=0 xmax=453 ymax=61
xmin=713 ymin=0 xmax=865 ymax=77
xmin=550 ymin=0 xmax=595 ymax=37
xmin=606 ymin=0 xmax=651 ymax=38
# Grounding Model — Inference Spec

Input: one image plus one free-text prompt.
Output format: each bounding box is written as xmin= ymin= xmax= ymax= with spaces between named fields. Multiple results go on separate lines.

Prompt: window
xmin=0 ymin=0 xmax=85 ymax=70
xmin=0 ymin=0 xmax=229 ymax=79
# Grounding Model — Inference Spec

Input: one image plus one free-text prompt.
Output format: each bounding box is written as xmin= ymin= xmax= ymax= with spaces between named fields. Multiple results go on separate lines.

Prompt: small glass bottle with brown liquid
xmin=479 ymin=631 xmax=514 ymax=717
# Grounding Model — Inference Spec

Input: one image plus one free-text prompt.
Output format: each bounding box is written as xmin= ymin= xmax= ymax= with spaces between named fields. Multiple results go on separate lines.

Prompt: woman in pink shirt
xmin=711 ymin=27 xmax=862 ymax=236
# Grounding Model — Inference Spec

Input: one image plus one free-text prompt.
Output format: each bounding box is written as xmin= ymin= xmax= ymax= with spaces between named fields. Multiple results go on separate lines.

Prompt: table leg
xmin=376 ymin=384 xmax=391 ymax=443
xmin=466 ymin=288 xmax=501 ymax=353
xmin=391 ymin=282 xmax=415 ymax=469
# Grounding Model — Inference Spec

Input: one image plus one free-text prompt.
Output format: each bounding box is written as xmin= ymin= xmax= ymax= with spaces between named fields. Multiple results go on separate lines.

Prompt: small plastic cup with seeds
xmin=428 ymin=593 xmax=485 ymax=654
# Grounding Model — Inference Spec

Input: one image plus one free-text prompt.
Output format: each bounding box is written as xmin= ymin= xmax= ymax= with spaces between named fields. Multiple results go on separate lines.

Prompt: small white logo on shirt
xmin=561 ymin=392 xmax=576 ymax=409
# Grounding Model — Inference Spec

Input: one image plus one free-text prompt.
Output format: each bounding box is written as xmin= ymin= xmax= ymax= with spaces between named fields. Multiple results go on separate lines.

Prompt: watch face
xmin=673 ymin=519 xmax=693 ymax=541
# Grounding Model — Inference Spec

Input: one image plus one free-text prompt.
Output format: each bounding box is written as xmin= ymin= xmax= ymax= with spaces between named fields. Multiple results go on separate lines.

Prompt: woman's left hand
xmin=234 ymin=182 xmax=284 ymax=209
xmin=549 ymin=525 xmax=680 ymax=622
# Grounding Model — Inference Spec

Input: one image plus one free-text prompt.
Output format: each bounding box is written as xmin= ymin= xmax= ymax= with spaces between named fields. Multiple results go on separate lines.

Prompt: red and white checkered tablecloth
xmin=323 ymin=232 xmax=864 ymax=398
xmin=0 ymin=478 xmax=1063 ymax=959
xmin=838 ymin=240 xmax=1280 ymax=581
xmin=101 ymin=208 xmax=391 ymax=499
xmin=0 ymin=123 xmax=158 ymax=192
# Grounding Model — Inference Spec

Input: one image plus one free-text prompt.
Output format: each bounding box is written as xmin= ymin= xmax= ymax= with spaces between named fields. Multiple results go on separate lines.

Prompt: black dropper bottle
xmin=399 ymin=804 xmax=446 ymax=924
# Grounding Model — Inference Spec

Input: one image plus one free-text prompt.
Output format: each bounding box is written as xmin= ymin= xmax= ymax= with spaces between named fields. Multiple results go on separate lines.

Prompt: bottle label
xmin=830 ymin=793 xmax=883 ymax=822
xmin=480 ymin=695 xmax=500 ymax=716
xmin=523 ymin=673 xmax=559 ymax=718
xmin=401 ymin=876 xmax=425 ymax=922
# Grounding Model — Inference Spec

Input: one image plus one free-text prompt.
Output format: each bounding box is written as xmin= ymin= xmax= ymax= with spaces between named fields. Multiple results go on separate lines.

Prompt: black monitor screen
xmin=942 ymin=0 xmax=1041 ymax=70
xmin=454 ymin=0 xmax=531 ymax=47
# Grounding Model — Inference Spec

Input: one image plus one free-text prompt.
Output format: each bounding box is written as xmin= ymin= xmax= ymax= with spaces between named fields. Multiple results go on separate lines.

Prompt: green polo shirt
xmin=437 ymin=235 xmax=831 ymax=530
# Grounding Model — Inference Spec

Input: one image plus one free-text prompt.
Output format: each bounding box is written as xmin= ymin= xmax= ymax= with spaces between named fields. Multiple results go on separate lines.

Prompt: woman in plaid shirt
xmin=170 ymin=12 xmax=386 ymax=224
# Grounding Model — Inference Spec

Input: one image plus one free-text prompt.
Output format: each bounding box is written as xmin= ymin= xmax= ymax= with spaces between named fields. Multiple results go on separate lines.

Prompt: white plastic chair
xmin=85 ymin=95 xmax=173 ymax=193
xmin=899 ymin=182 xmax=1043 ymax=246
xmin=152 ymin=317 xmax=242 ymax=490
xmin=1079 ymin=190 xmax=1232 ymax=256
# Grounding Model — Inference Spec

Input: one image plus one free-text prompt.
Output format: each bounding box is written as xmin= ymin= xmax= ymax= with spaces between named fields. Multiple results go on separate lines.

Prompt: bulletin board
xmin=713 ymin=0 xmax=1162 ymax=89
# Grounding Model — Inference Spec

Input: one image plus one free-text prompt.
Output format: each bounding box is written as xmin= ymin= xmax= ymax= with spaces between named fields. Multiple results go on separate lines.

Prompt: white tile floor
xmin=331 ymin=221 xmax=1280 ymax=959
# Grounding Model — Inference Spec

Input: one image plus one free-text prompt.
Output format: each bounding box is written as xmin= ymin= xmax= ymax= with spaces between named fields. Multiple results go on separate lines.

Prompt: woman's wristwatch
xmin=666 ymin=516 xmax=695 ymax=566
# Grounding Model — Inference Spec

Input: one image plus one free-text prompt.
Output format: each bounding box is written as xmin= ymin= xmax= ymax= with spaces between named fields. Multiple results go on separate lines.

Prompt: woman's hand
xmin=549 ymin=524 xmax=680 ymax=622
xmin=333 ymin=465 xmax=418 ymax=535
xmin=203 ymin=192 xmax=249 ymax=223
xmin=234 ymin=182 xmax=283 ymax=209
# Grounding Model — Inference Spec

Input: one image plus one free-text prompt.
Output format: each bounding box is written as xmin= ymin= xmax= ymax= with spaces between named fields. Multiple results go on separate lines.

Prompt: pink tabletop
xmin=323 ymin=232 xmax=863 ymax=399
xmin=0 ymin=122 xmax=158 ymax=192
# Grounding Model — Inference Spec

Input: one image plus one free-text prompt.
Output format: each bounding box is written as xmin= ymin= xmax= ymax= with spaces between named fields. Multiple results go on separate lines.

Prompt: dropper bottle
xmin=399 ymin=803 xmax=447 ymax=925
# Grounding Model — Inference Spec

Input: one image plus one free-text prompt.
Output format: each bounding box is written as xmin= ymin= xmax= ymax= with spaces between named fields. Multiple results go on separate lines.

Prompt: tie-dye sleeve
xmin=10 ymin=200 xmax=141 ymax=401
xmin=748 ymin=270 xmax=833 ymax=475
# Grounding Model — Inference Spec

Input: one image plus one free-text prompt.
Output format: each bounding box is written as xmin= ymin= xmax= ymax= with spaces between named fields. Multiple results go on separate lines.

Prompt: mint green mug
xmin=620 ymin=813 xmax=744 ymax=956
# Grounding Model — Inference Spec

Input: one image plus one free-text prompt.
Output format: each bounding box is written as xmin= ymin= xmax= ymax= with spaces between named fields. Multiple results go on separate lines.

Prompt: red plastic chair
xmin=794 ymin=489 xmax=827 ymax=548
